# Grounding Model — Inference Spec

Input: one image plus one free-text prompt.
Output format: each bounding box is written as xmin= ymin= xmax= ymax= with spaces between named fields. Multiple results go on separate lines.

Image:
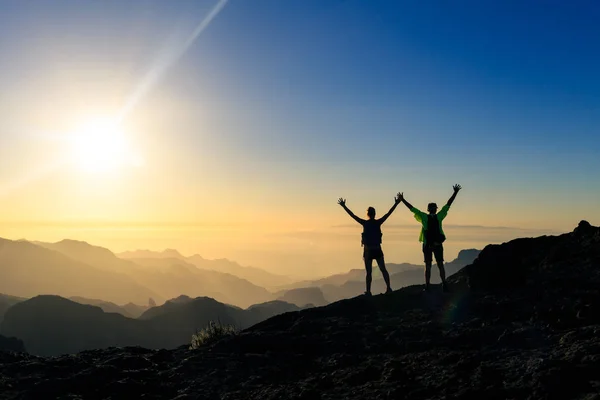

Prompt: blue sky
xmin=1 ymin=0 xmax=598 ymax=173
xmin=0 ymin=0 xmax=599 ymax=273
xmin=176 ymin=0 xmax=600 ymax=204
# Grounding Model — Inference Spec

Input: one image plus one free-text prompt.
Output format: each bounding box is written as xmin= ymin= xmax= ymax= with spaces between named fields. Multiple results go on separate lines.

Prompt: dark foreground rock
xmin=0 ymin=334 xmax=25 ymax=353
xmin=1 ymin=222 xmax=599 ymax=400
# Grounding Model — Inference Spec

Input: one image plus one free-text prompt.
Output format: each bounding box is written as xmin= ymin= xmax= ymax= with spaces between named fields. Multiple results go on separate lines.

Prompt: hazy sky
xmin=0 ymin=1 xmax=598 ymax=277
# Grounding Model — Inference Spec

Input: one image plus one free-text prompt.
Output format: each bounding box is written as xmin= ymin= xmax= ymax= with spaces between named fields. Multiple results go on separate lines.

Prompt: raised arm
xmin=337 ymin=198 xmax=365 ymax=225
xmin=378 ymin=192 xmax=402 ymax=224
xmin=398 ymin=192 xmax=426 ymax=223
xmin=446 ymin=184 xmax=462 ymax=206
xmin=398 ymin=192 xmax=414 ymax=210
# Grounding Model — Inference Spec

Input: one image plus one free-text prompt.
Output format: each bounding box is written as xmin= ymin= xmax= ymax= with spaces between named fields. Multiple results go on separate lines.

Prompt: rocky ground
xmin=1 ymin=221 xmax=599 ymax=400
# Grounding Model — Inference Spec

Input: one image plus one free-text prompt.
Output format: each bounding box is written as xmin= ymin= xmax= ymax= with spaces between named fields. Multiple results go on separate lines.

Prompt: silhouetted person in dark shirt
xmin=398 ymin=184 xmax=462 ymax=292
xmin=337 ymin=193 xmax=401 ymax=296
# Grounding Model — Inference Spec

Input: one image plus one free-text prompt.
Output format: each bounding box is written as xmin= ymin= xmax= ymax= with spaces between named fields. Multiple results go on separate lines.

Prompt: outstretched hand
xmin=337 ymin=197 xmax=346 ymax=207
xmin=453 ymin=184 xmax=462 ymax=193
xmin=395 ymin=192 xmax=403 ymax=203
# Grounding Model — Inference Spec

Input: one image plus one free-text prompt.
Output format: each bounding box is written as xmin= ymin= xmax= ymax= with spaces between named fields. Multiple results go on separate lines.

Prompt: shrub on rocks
xmin=190 ymin=320 xmax=239 ymax=349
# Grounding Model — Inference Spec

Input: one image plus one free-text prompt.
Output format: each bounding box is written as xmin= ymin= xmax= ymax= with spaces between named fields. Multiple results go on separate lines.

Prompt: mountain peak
xmin=162 ymin=249 xmax=184 ymax=258
xmin=56 ymin=238 xmax=88 ymax=245
xmin=168 ymin=295 xmax=193 ymax=304
xmin=573 ymin=220 xmax=599 ymax=237
xmin=455 ymin=248 xmax=481 ymax=260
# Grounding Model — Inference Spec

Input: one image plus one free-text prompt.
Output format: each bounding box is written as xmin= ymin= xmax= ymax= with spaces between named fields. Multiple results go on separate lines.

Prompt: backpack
xmin=425 ymin=214 xmax=446 ymax=244
xmin=361 ymin=220 xmax=382 ymax=247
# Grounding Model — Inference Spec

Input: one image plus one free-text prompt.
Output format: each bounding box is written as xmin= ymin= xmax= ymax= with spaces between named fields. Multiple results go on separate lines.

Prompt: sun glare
xmin=69 ymin=118 xmax=141 ymax=173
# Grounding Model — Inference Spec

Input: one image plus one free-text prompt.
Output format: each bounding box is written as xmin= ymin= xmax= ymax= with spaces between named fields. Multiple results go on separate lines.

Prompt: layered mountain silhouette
xmin=4 ymin=235 xmax=480 ymax=312
xmin=0 ymin=239 xmax=163 ymax=304
xmin=0 ymin=294 xmax=25 ymax=323
xmin=121 ymin=302 xmax=151 ymax=319
xmin=0 ymin=294 xmax=303 ymax=356
xmin=22 ymin=240 xmax=276 ymax=308
xmin=275 ymin=287 xmax=328 ymax=307
xmin=118 ymin=249 xmax=293 ymax=289
xmin=1 ymin=222 xmax=597 ymax=399
xmin=69 ymin=296 xmax=148 ymax=318
xmin=0 ymin=334 xmax=24 ymax=353
xmin=126 ymin=257 xmax=273 ymax=308
xmin=277 ymin=249 xmax=481 ymax=303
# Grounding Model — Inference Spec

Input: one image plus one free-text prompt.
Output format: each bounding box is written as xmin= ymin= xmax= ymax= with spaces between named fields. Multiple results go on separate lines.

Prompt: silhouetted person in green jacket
xmin=337 ymin=193 xmax=401 ymax=296
xmin=398 ymin=184 xmax=462 ymax=292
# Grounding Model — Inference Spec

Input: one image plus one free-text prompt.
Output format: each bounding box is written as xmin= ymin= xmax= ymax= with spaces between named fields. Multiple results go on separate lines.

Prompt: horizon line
xmin=330 ymin=223 xmax=564 ymax=233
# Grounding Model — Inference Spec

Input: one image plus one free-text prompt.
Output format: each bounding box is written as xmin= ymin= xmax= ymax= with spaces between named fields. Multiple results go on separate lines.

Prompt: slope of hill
xmin=69 ymin=296 xmax=136 ymax=318
xmin=34 ymin=240 xmax=127 ymax=273
xmin=445 ymin=248 xmax=481 ymax=276
xmin=278 ymin=249 xmax=480 ymax=293
xmin=118 ymin=249 xmax=293 ymax=288
xmin=0 ymin=294 xmax=26 ymax=323
xmin=0 ymin=239 xmax=163 ymax=305
xmin=137 ymin=296 xmax=249 ymax=350
xmin=0 ymin=294 xmax=303 ymax=356
xmin=121 ymin=302 xmax=150 ymax=319
xmin=138 ymin=294 xmax=205 ymax=320
xmin=187 ymin=255 xmax=294 ymax=289
xmin=128 ymin=257 xmax=274 ymax=308
xmin=287 ymin=249 xmax=481 ymax=302
xmin=117 ymin=248 xmax=184 ymax=259
xmin=275 ymin=287 xmax=328 ymax=307
xmin=0 ymin=296 xmax=150 ymax=356
xmin=0 ymin=222 xmax=597 ymax=399
xmin=0 ymin=334 xmax=25 ymax=353
xmin=245 ymin=301 xmax=304 ymax=322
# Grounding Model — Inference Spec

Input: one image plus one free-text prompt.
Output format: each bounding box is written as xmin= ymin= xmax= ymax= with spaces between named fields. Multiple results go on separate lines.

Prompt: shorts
xmin=423 ymin=242 xmax=444 ymax=264
xmin=363 ymin=246 xmax=384 ymax=261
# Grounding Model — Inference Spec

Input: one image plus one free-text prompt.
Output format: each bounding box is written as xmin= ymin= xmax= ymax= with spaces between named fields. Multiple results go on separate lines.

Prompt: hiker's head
xmin=367 ymin=207 xmax=376 ymax=219
xmin=427 ymin=202 xmax=438 ymax=214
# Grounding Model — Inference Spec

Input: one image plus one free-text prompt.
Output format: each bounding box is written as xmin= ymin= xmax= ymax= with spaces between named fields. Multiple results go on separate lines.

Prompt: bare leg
xmin=364 ymin=257 xmax=373 ymax=294
xmin=425 ymin=262 xmax=432 ymax=290
xmin=375 ymin=257 xmax=392 ymax=293
xmin=435 ymin=246 xmax=448 ymax=291
xmin=423 ymin=244 xmax=432 ymax=291
xmin=438 ymin=262 xmax=449 ymax=291
xmin=438 ymin=262 xmax=446 ymax=283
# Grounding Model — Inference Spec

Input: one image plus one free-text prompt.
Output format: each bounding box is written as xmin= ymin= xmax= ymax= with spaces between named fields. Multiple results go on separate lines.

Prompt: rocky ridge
xmin=0 ymin=221 xmax=598 ymax=400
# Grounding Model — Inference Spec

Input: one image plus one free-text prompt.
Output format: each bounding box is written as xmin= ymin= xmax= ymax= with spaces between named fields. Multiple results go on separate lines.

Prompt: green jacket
xmin=410 ymin=204 xmax=450 ymax=244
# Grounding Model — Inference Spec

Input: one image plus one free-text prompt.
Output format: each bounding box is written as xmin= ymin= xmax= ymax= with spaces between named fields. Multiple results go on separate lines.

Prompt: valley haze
xmin=0 ymin=236 xmax=481 ymax=308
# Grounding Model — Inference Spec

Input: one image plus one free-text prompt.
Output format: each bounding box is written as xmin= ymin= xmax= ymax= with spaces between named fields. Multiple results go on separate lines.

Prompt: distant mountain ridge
xmin=278 ymin=249 xmax=480 ymax=293
xmin=1 ymin=223 xmax=597 ymax=399
xmin=4 ymin=236 xmax=481 ymax=312
xmin=0 ymin=334 xmax=25 ymax=353
xmin=0 ymin=238 xmax=163 ymax=305
xmin=276 ymin=249 xmax=481 ymax=302
xmin=0 ymin=295 xmax=304 ymax=356
xmin=69 ymin=296 xmax=148 ymax=318
xmin=0 ymin=294 xmax=25 ymax=324
xmin=125 ymin=257 xmax=273 ymax=308
xmin=30 ymin=240 xmax=276 ymax=308
xmin=118 ymin=249 xmax=293 ymax=289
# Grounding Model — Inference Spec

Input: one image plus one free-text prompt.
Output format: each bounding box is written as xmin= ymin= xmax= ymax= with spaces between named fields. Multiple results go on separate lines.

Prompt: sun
xmin=68 ymin=117 xmax=141 ymax=173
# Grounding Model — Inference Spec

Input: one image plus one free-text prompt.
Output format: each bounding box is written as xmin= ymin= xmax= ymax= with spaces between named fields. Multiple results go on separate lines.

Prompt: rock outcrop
xmin=458 ymin=220 xmax=600 ymax=292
